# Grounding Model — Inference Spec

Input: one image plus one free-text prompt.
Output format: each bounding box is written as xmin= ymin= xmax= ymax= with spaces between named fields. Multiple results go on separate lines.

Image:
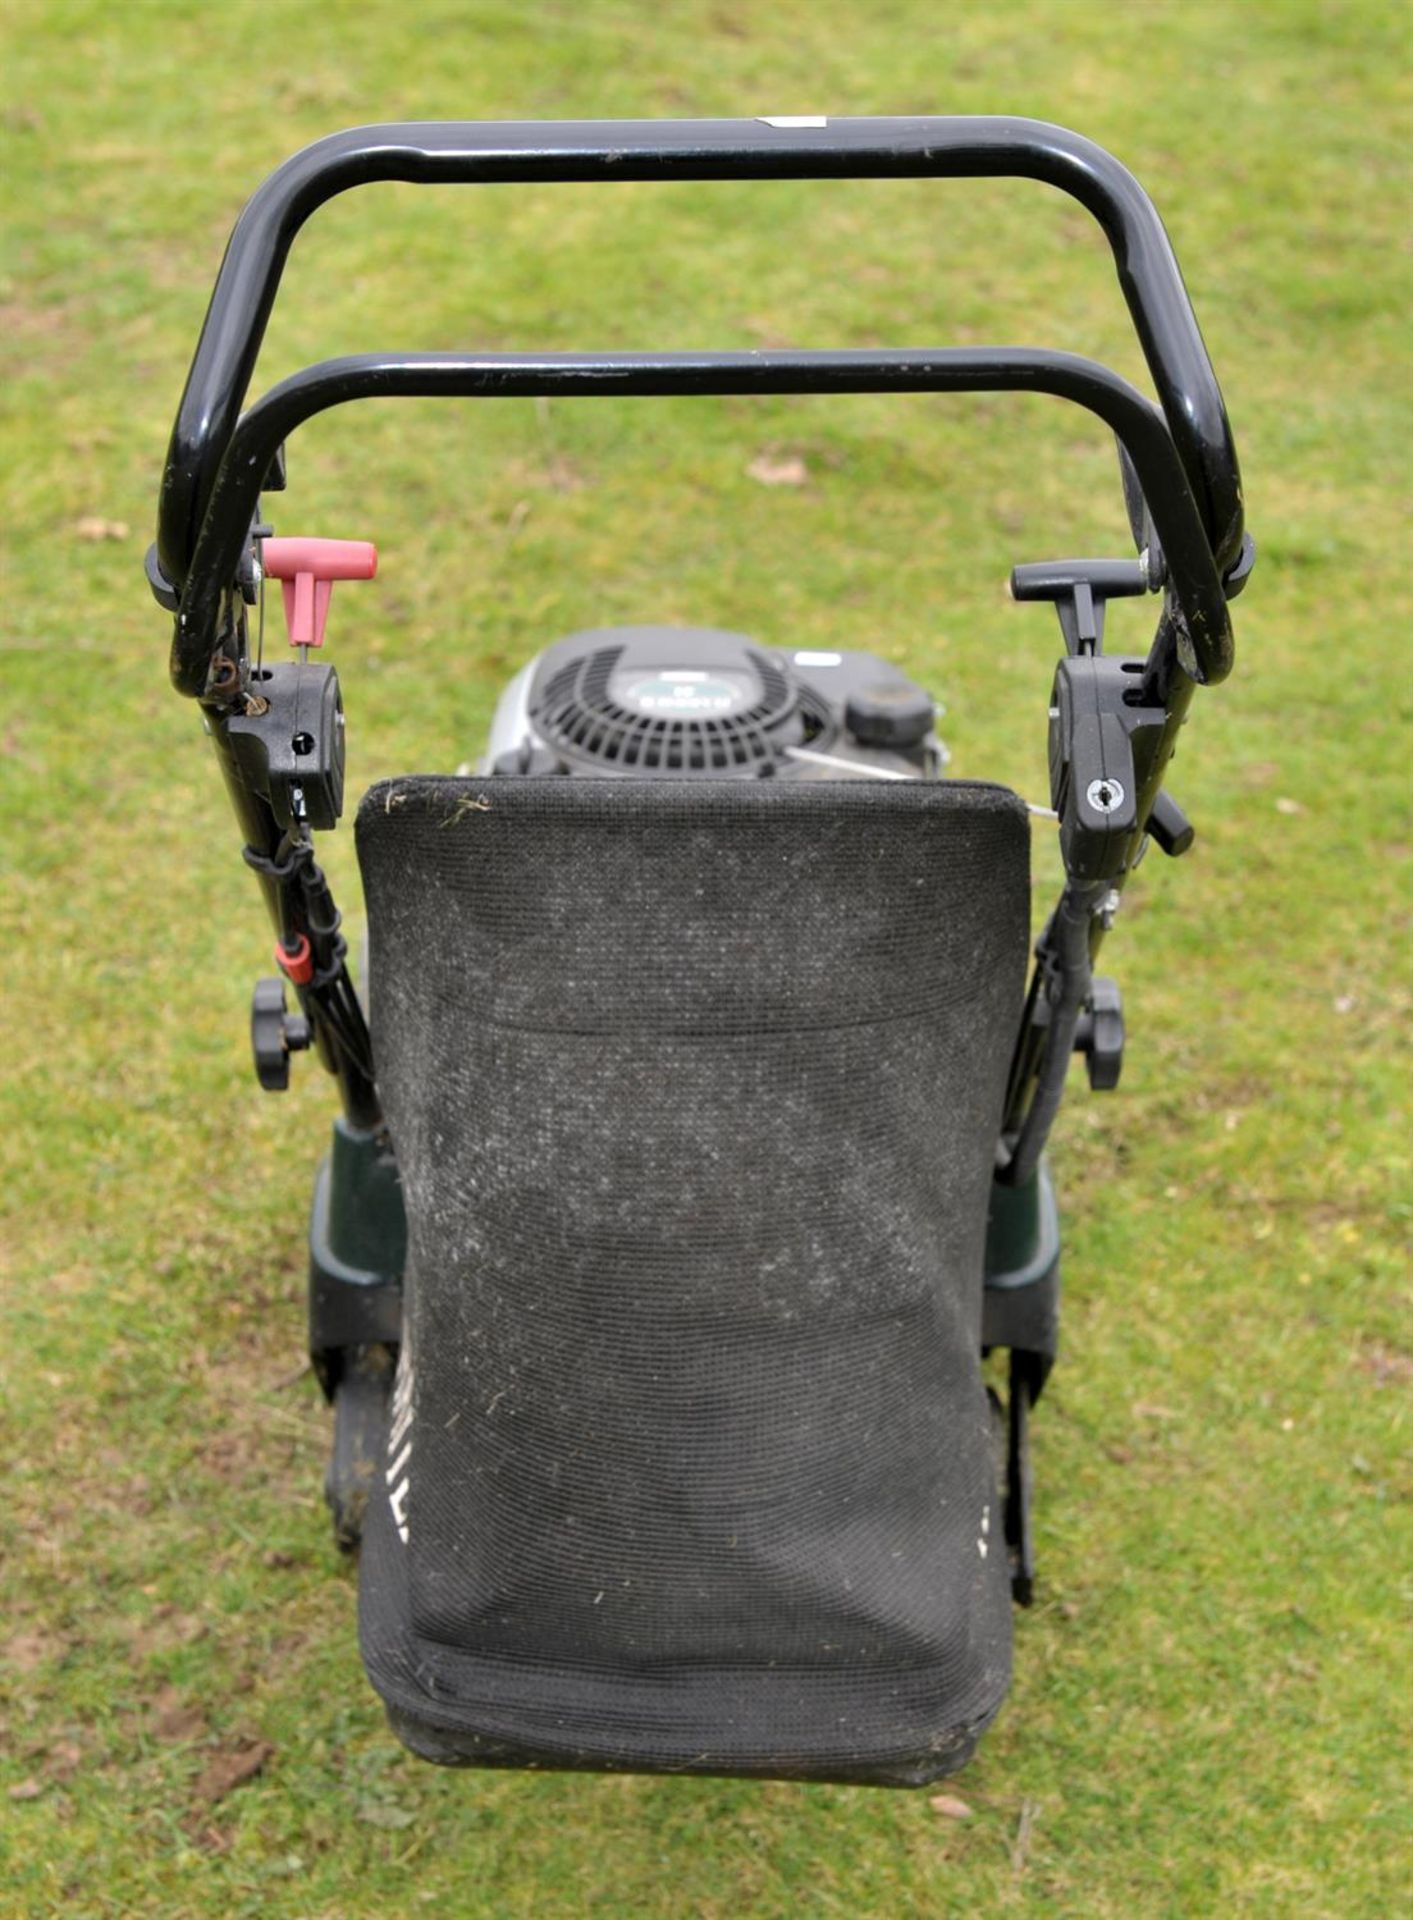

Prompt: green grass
xmin=1 ymin=1 xmax=1409 ymax=1913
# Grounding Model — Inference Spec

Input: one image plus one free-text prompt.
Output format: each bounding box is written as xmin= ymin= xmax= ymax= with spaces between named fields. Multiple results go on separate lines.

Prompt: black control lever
xmin=1011 ymin=558 xmax=1150 ymax=657
xmin=1147 ymin=788 xmax=1195 ymax=857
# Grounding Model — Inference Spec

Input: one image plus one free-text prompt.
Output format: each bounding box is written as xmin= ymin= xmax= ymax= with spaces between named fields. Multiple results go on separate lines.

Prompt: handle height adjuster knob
xmin=251 ymin=974 xmax=311 ymax=1092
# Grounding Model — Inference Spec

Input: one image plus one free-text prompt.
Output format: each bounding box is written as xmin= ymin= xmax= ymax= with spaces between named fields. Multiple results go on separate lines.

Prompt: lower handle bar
xmin=171 ymin=346 xmax=1232 ymax=698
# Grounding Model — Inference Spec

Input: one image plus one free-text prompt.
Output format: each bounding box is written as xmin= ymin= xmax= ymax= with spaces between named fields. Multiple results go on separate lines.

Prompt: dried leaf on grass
xmin=746 ymin=453 xmax=809 ymax=487
xmin=180 ymin=1817 xmax=233 ymax=1855
xmin=929 ymin=1791 xmax=973 ymax=1819
xmin=193 ymin=1738 xmax=274 ymax=1804
xmin=73 ymin=516 xmax=130 ymax=541
xmin=8 ymin=1778 xmax=45 ymax=1802
xmin=358 ymin=1800 xmax=416 ymax=1829
xmin=1011 ymin=1796 xmax=1041 ymax=1873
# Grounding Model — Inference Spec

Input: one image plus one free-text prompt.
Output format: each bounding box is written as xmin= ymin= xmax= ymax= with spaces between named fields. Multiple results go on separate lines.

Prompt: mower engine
xmin=479 ymin=626 xmax=947 ymax=782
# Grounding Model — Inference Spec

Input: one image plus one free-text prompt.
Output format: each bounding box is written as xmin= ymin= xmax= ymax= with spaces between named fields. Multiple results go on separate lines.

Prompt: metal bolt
xmin=1086 ymin=776 xmax=1126 ymax=814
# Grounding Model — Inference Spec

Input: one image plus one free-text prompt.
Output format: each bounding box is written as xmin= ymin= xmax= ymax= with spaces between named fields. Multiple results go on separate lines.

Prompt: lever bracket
xmin=1047 ymin=654 xmax=1166 ymax=884
xmin=221 ymin=659 xmax=346 ymax=831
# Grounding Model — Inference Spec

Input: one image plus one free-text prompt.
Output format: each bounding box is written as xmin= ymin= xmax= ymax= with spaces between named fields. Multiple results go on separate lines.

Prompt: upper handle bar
xmin=157 ymin=116 xmax=1245 ymax=589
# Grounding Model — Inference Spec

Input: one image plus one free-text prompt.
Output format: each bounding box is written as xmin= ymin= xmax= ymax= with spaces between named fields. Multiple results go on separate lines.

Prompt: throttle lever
xmin=261 ymin=537 xmax=378 ymax=648
xmin=1011 ymin=558 xmax=1149 ymax=657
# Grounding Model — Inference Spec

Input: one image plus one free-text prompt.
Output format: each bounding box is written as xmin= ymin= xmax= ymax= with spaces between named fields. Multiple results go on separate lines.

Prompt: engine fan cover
xmin=483 ymin=626 xmax=942 ymax=783
xmin=531 ymin=628 xmax=823 ymax=777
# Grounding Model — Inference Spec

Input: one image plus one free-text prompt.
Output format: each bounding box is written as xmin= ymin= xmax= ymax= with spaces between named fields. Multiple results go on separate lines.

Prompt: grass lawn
xmin=1 ymin=1 xmax=1408 ymax=1913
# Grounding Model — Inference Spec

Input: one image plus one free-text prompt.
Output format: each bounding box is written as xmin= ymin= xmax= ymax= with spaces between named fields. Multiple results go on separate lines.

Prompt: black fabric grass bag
xmin=354 ymin=775 xmax=1030 ymax=1784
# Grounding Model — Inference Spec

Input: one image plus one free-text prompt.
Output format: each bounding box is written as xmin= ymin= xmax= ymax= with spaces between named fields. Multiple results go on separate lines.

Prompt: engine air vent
xmin=531 ymin=638 xmax=827 ymax=776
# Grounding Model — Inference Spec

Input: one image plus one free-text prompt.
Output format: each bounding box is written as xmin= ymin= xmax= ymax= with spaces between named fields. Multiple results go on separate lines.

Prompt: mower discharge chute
xmin=151 ymin=118 xmax=1250 ymax=1786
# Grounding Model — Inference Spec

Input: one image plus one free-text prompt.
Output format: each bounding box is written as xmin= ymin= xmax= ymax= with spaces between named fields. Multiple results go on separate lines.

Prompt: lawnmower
xmin=150 ymin=117 xmax=1251 ymax=1786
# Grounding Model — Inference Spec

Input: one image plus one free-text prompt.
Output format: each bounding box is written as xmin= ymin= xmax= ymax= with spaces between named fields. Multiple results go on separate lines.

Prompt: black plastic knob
xmin=844 ymin=681 xmax=934 ymax=749
xmin=251 ymin=975 xmax=310 ymax=1092
xmin=1074 ymin=977 xmax=1124 ymax=1092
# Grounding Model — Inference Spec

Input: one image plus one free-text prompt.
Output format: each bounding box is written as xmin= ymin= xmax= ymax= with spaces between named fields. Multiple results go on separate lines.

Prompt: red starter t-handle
xmin=261 ymin=537 xmax=378 ymax=647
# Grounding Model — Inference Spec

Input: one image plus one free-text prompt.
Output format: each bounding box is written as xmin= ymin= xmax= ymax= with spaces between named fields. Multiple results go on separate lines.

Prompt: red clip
xmin=275 ymin=934 xmax=313 ymax=985
xmin=261 ymin=537 xmax=378 ymax=648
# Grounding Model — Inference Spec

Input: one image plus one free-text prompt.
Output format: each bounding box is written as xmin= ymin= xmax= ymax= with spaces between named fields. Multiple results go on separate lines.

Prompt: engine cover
xmin=481 ymin=626 xmax=945 ymax=781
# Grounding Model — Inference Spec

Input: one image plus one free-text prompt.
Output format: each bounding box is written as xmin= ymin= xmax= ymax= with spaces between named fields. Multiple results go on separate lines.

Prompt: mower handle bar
xmin=176 ymin=347 xmax=1231 ymax=698
xmin=157 ymin=116 xmax=1245 ymax=596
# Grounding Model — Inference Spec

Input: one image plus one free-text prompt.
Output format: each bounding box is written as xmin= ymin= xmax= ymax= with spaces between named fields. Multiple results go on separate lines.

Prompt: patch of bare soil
xmin=1356 ymin=1341 xmax=1413 ymax=1388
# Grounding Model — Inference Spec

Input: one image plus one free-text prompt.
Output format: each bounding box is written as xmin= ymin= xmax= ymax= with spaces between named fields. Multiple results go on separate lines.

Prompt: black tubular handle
xmin=157 ymin=116 xmax=1245 ymax=593
xmin=174 ymin=348 xmax=1231 ymax=697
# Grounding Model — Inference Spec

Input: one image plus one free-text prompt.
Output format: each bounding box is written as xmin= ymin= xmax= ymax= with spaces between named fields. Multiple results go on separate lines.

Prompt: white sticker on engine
xmin=759 ymin=116 xmax=828 ymax=129
xmin=794 ymin=651 xmax=842 ymax=666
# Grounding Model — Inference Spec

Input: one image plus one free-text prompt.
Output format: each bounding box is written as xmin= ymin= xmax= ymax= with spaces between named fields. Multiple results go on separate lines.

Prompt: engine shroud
xmin=482 ymin=626 xmax=943 ymax=782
